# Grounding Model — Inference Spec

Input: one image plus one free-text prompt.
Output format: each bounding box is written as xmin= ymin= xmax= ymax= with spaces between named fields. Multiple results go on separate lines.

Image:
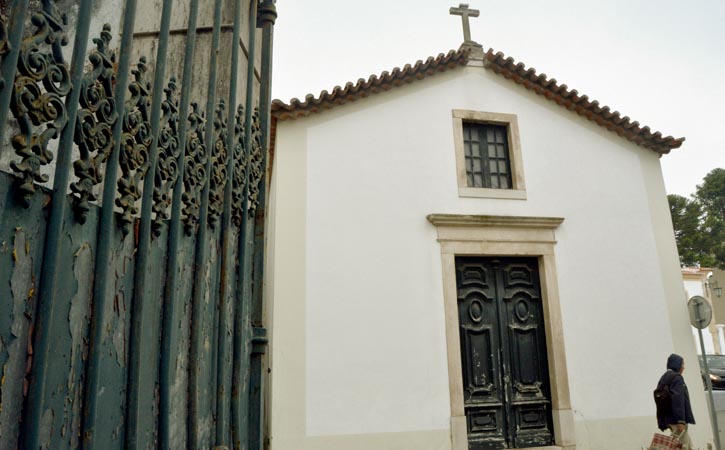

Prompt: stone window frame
xmin=427 ymin=214 xmax=576 ymax=450
xmin=452 ymin=110 xmax=527 ymax=200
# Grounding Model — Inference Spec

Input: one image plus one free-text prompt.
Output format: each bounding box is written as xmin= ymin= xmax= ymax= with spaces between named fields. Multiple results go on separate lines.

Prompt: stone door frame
xmin=427 ymin=214 xmax=576 ymax=450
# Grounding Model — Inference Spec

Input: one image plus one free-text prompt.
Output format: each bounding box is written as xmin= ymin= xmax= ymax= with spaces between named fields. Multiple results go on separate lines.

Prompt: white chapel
xmin=264 ymin=5 xmax=710 ymax=449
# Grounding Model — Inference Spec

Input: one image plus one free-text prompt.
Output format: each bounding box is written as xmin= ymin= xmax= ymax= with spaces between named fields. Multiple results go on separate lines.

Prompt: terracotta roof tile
xmin=272 ymin=48 xmax=470 ymax=121
xmin=483 ymin=49 xmax=684 ymax=154
xmin=272 ymin=47 xmax=685 ymax=155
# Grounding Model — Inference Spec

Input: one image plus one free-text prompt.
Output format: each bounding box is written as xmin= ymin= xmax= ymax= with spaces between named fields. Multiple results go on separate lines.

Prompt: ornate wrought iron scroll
xmin=247 ymin=107 xmax=263 ymax=216
xmin=10 ymin=2 xmax=71 ymax=207
xmin=181 ymin=102 xmax=206 ymax=236
xmin=151 ymin=77 xmax=180 ymax=237
xmin=207 ymin=100 xmax=228 ymax=228
xmin=116 ymin=56 xmax=152 ymax=235
xmin=70 ymin=24 xmax=117 ymax=223
xmin=0 ymin=16 xmax=9 ymax=90
xmin=231 ymin=104 xmax=246 ymax=227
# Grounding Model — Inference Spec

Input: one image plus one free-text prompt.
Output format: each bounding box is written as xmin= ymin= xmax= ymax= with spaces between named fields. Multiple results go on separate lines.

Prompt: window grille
xmin=463 ymin=122 xmax=512 ymax=189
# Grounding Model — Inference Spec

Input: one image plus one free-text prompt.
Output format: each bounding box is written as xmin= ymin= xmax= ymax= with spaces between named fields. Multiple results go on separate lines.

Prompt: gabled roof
xmin=272 ymin=47 xmax=685 ymax=155
xmin=272 ymin=48 xmax=469 ymax=120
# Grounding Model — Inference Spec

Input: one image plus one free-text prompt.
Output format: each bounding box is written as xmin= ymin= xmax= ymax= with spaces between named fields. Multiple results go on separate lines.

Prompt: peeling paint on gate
xmin=0 ymin=229 xmax=35 ymax=450
xmin=0 ymin=0 xmax=274 ymax=446
xmin=110 ymin=235 xmax=135 ymax=369
xmin=9 ymin=229 xmax=32 ymax=339
xmin=39 ymin=407 xmax=54 ymax=449
xmin=197 ymin=232 xmax=220 ymax=448
xmin=65 ymin=242 xmax=93 ymax=449
xmin=112 ymin=288 xmax=128 ymax=368
xmin=168 ymin=241 xmax=193 ymax=450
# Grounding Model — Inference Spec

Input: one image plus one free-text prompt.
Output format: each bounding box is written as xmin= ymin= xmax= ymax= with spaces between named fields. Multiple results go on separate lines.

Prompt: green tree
xmin=694 ymin=168 xmax=725 ymax=268
xmin=668 ymin=168 xmax=725 ymax=269
xmin=668 ymin=194 xmax=711 ymax=266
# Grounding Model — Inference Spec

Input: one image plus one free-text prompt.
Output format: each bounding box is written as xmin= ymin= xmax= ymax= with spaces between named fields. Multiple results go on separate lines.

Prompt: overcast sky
xmin=271 ymin=0 xmax=725 ymax=197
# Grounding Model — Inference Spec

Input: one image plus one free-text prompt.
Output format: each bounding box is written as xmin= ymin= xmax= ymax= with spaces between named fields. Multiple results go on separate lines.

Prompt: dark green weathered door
xmin=456 ymin=257 xmax=553 ymax=449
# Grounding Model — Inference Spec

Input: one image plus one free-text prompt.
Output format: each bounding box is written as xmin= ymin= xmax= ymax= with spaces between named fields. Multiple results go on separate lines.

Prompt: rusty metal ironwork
xmin=70 ymin=23 xmax=117 ymax=223
xmin=9 ymin=0 xmax=71 ymax=207
xmin=208 ymin=99 xmax=228 ymax=227
xmin=0 ymin=1 xmax=275 ymax=449
xmin=116 ymin=56 xmax=152 ymax=235
xmin=0 ymin=1 xmax=30 ymax=145
xmin=231 ymin=104 xmax=246 ymax=227
xmin=151 ymin=77 xmax=181 ymax=237
xmin=159 ymin=0 xmax=201 ymax=446
xmin=247 ymin=107 xmax=263 ymax=215
xmin=181 ymin=102 xmax=207 ymax=235
xmin=189 ymin=1 xmax=224 ymax=446
xmin=0 ymin=15 xmax=9 ymax=90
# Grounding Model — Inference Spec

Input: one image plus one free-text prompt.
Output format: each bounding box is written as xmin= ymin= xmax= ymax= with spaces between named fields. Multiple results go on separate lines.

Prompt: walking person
xmin=656 ymin=353 xmax=696 ymax=450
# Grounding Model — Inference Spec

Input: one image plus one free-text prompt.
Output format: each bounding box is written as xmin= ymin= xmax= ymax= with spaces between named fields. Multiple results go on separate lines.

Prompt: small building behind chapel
xmin=682 ymin=266 xmax=725 ymax=355
xmin=265 ymin=9 xmax=710 ymax=450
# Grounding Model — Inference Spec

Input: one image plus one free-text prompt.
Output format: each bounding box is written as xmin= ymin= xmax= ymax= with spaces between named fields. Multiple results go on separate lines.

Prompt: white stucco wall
xmin=268 ymin=63 xmax=712 ymax=450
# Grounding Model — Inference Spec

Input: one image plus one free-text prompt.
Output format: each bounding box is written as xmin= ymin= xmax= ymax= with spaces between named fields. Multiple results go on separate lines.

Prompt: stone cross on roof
xmin=449 ymin=3 xmax=480 ymax=44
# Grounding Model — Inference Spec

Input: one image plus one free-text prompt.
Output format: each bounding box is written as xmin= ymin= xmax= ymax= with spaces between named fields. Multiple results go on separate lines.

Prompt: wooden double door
xmin=456 ymin=257 xmax=554 ymax=449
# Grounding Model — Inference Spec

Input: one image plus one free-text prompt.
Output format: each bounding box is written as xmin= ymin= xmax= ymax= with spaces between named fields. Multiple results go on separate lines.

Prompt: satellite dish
xmin=688 ymin=295 xmax=712 ymax=329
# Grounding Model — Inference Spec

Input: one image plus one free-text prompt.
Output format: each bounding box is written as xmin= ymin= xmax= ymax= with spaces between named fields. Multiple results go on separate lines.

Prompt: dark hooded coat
xmin=656 ymin=353 xmax=695 ymax=431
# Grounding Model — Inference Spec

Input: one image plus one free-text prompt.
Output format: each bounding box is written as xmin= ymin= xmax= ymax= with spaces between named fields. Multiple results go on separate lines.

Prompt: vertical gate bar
xmin=83 ymin=0 xmax=139 ymax=447
xmin=233 ymin=218 xmax=254 ymax=450
xmin=125 ymin=0 xmax=175 ymax=447
xmin=249 ymin=3 xmax=277 ymax=449
xmin=215 ymin=0 xmax=244 ymax=445
xmin=189 ymin=0 xmax=224 ymax=445
xmin=159 ymin=0 xmax=200 ymax=448
xmin=247 ymin=328 xmax=268 ymax=450
xmin=252 ymin=3 xmax=276 ymax=325
xmin=0 ymin=0 xmax=29 ymax=147
xmin=23 ymin=0 xmax=95 ymax=447
xmin=232 ymin=1 xmax=258 ymax=447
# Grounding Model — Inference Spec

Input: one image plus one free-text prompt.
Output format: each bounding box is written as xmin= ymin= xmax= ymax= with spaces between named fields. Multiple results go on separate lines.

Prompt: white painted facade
xmin=267 ymin=59 xmax=712 ymax=449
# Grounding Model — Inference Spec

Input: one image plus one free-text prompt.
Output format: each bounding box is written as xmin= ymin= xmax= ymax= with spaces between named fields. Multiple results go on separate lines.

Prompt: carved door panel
xmin=456 ymin=257 xmax=553 ymax=449
xmin=457 ymin=259 xmax=507 ymax=448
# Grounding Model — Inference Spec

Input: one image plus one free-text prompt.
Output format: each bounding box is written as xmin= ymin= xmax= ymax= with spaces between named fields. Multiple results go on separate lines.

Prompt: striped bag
xmin=649 ymin=433 xmax=684 ymax=450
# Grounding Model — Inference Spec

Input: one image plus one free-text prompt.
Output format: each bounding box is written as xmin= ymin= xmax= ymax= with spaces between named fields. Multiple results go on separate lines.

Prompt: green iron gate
xmin=0 ymin=0 xmax=276 ymax=449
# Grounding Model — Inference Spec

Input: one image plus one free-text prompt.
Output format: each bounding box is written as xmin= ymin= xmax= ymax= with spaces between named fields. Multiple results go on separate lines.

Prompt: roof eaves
xmin=271 ymin=47 xmax=685 ymax=156
xmin=271 ymin=48 xmax=471 ymax=121
xmin=483 ymin=49 xmax=685 ymax=155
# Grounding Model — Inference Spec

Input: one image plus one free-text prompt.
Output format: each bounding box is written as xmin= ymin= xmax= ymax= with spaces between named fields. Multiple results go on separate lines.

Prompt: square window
xmin=462 ymin=122 xmax=512 ymax=189
xmin=452 ymin=110 xmax=526 ymax=200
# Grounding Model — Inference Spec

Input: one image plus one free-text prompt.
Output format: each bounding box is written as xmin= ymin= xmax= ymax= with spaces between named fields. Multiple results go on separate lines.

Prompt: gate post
xmin=232 ymin=1 xmax=260 ymax=448
xmin=249 ymin=2 xmax=277 ymax=449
